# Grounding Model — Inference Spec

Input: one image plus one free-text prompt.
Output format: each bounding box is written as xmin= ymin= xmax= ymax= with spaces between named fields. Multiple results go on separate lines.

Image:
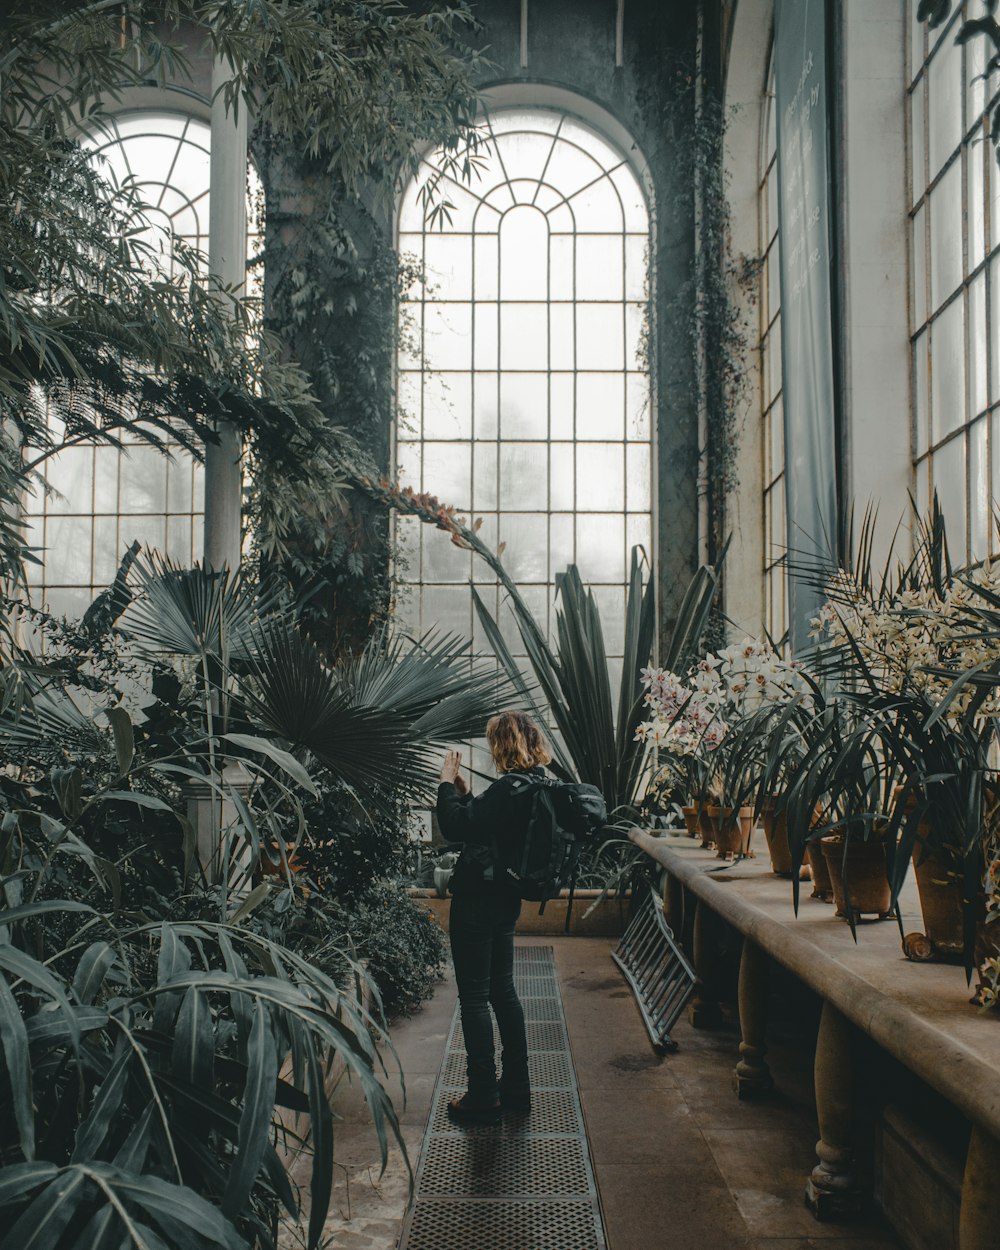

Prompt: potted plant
xmin=810 ymin=502 xmax=1000 ymax=960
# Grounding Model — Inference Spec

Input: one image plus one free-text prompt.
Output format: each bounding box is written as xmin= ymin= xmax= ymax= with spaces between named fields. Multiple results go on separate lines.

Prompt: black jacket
xmin=436 ymin=766 xmax=546 ymax=896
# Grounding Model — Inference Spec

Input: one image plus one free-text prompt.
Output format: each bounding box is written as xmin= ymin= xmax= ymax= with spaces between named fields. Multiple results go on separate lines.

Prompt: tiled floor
xmin=282 ymin=937 xmax=902 ymax=1250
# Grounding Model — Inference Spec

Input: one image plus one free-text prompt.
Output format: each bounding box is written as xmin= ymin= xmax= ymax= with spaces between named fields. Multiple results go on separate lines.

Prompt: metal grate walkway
xmin=397 ymin=945 xmax=608 ymax=1250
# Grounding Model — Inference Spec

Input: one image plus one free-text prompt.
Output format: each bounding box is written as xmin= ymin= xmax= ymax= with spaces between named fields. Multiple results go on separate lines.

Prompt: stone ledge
xmin=630 ymin=830 xmax=1000 ymax=1145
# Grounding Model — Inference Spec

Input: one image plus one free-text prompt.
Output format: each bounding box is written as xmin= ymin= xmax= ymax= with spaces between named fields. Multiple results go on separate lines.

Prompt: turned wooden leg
xmin=687 ymin=898 xmax=723 ymax=1028
xmin=959 ymin=1126 xmax=1000 ymax=1249
xmin=663 ymin=870 xmax=684 ymax=938
xmin=733 ymin=938 xmax=772 ymax=1099
xmin=806 ymin=1001 xmax=863 ymax=1220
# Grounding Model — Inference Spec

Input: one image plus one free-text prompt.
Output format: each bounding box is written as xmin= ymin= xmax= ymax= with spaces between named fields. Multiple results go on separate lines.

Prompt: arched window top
xmin=79 ymin=109 xmax=263 ymax=281
xmin=82 ymin=112 xmax=212 ymax=266
xmin=399 ymin=107 xmax=649 ymax=238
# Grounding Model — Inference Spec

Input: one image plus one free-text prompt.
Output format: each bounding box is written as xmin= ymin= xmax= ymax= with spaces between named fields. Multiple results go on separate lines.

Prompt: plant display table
xmin=630 ymin=830 xmax=1000 ymax=1250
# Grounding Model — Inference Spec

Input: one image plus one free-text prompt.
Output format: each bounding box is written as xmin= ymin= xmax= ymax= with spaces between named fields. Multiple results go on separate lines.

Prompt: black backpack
xmin=489 ymin=773 xmax=607 ymax=920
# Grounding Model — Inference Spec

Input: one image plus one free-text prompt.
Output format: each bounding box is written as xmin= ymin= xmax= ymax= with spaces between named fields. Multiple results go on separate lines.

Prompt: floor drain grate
xmin=397 ymin=945 xmax=607 ymax=1250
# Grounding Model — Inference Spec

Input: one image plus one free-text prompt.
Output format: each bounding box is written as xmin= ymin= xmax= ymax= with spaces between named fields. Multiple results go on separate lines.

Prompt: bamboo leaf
xmin=172 ymin=986 xmax=214 ymax=1091
xmin=0 ymin=1167 xmax=88 ymax=1250
xmin=72 ymin=1043 xmax=132 ymax=1162
xmin=105 ymin=706 xmax=134 ymax=776
xmin=0 ymin=973 xmax=34 ymax=1159
xmin=0 ymin=1162 xmax=59 ymax=1210
xmin=222 ymin=1000 xmax=277 ymax=1218
xmin=72 ymin=941 xmax=116 ymax=1005
xmin=227 ymin=883 xmax=271 ymax=926
xmin=224 ymin=733 xmax=318 ymax=796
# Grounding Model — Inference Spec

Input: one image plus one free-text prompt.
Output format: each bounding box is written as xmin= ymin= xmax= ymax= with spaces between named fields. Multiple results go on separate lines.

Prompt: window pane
xmin=932 ymin=435 xmax=966 ymax=548
xmin=424 ymin=234 xmax=473 ymax=300
xmin=576 ymin=374 xmax=624 ymax=439
xmin=424 ymin=303 xmax=472 ymax=370
xmin=422 ymin=442 xmax=471 ymax=508
xmin=927 ymin=29 xmax=962 ymax=179
xmin=575 ymin=514 xmax=624 ymax=582
xmin=931 ymin=298 xmax=966 ymax=445
xmin=473 ymin=442 xmax=498 ymax=510
xmin=576 ymin=305 xmax=623 ymax=369
xmin=499 ymin=373 xmax=547 ymax=439
xmin=970 ymin=275 xmax=988 ymax=417
xmin=499 ymin=206 xmax=548 ymax=299
xmin=576 ymin=236 xmax=623 ymax=300
xmin=500 ymin=442 xmax=548 ymax=510
xmin=576 ymin=444 xmax=624 ymax=511
xmin=969 ymin=418 xmax=988 ymax=561
xmin=500 ymin=303 xmax=548 ymax=369
xmin=929 ymin=160 xmax=963 ymax=309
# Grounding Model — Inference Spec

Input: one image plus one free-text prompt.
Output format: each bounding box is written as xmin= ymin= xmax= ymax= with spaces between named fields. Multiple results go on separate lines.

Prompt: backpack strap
xmin=564 ymin=864 xmax=579 ymax=934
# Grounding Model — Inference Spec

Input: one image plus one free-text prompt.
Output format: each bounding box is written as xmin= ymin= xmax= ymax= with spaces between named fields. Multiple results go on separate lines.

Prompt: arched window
xmin=759 ymin=57 xmax=787 ymax=638
xmin=395 ymin=106 xmax=652 ymax=693
xmin=24 ymin=111 xmax=258 ymax=620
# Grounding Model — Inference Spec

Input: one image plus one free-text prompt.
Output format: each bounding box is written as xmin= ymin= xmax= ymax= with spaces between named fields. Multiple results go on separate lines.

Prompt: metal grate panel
xmin=448 ymin=1019 xmax=568 ymax=1054
xmin=612 ymin=884 xmax=696 ymax=1053
xmin=420 ymin=1134 xmax=591 ymax=1197
xmin=398 ymin=944 xmax=607 ymax=1250
xmin=523 ymin=996 xmax=563 ymax=1021
xmin=513 ymin=974 xmax=559 ymax=996
xmin=404 ymin=1200 xmax=601 ymax=1250
xmin=433 ymin=1087 xmax=583 ymax=1136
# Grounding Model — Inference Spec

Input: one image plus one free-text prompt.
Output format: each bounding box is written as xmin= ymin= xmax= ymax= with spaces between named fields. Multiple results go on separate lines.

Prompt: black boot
xmin=498 ymin=1080 xmax=531 ymax=1114
xmin=447 ymin=1093 xmax=502 ymax=1126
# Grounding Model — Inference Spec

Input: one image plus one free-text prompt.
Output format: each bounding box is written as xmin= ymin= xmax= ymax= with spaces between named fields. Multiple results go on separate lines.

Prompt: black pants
xmin=449 ymin=889 xmax=529 ymax=1102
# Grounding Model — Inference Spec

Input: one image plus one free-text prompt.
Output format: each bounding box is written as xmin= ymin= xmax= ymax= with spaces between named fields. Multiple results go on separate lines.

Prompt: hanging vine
xmin=649 ymin=51 xmax=755 ymax=568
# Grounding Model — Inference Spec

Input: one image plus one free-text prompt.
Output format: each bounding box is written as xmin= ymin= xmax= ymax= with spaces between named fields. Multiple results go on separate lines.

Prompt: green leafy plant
xmin=0 ymin=895 xmax=403 ymax=1250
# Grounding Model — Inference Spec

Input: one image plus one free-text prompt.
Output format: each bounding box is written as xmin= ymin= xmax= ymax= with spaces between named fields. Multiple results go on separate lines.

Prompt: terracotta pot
xmin=820 ymin=836 xmax=892 ymax=920
xmin=713 ymin=806 xmax=754 ymax=860
xmin=681 ymin=805 xmax=701 ymax=838
xmin=760 ymin=799 xmax=794 ymax=876
xmin=697 ymin=803 xmax=718 ymax=849
xmin=804 ymin=841 xmax=833 ymax=901
xmin=911 ymin=845 xmax=965 ymax=958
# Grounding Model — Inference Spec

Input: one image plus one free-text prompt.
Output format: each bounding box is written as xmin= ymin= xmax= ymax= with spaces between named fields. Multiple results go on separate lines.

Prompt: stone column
xmin=959 ymin=1126 xmax=1000 ymax=1250
xmin=806 ymin=1001 xmax=862 ymax=1220
xmin=733 ymin=937 xmax=772 ymax=1099
xmin=205 ymin=56 xmax=248 ymax=572
xmin=688 ymin=898 xmax=723 ymax=1028
xmin=186 ymin=763 xmax=253 ymax=888
xmin=663 ymin=870 xmax=684 ymax=937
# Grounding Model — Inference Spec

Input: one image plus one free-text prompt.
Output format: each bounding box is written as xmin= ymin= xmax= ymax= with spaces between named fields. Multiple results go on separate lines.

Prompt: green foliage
xmin=0 ymin=899 xmax=402 ymax=1250
xmin=643 ymin=52 xmax=754 ymax=562
xmin=0 ymin=0 xmax=488 ymax=606
xmin=344 ymin=883 xmax=447 ymax=1018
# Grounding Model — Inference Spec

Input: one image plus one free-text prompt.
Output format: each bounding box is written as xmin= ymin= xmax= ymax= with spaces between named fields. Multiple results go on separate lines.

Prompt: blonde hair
xmin=486 ymin=710 xmax=552 ymax=774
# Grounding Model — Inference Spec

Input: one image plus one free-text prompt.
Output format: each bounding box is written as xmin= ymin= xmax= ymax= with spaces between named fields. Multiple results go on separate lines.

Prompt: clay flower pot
xmin=820 ymin=836 xmax=892 ymax=921
xmin=713 ymin=806 xmax=754 ymax=861
xmin=911 ymin=847 xmax=965 ymax=959
xmin=892 ymin=792 xmax=968 ymax=959
xmin=681 ymin=804 xmax=701 ymax=838
xmin=804 ymin=842 xmax=832 ymax=901
xmin=760 ymin=797 xmax=794 ymax=876
xmin=697 ymin=803 xmax=718 ymax=850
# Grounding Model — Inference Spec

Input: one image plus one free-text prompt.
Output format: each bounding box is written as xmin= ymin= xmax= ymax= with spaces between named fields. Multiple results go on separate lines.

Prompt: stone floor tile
xmin=595 ymin=1162 xmax=749 ymax=1250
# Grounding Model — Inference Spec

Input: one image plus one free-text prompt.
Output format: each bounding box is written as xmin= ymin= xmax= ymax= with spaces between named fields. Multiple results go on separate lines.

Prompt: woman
xmin=436 ymin=709 xmax=551 ymax=1125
